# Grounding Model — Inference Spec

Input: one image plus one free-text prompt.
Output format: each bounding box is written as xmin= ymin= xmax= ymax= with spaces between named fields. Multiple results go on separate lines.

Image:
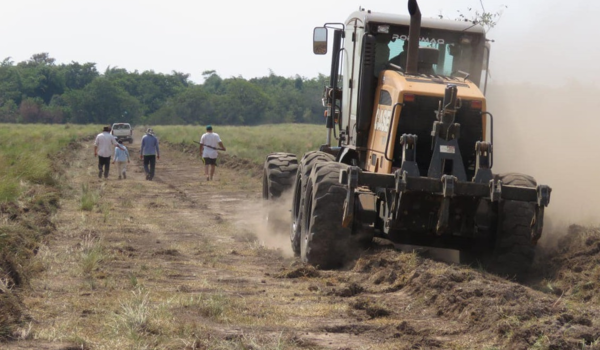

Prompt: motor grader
xmin=262 ymin=0 xmax=551 ymax=277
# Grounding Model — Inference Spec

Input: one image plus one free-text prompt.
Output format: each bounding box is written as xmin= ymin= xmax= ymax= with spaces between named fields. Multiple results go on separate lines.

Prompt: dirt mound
xmin=0 ymin=186 xmax=59 ymax=340
xmin=313 ymin=245 xmax=600 ymax=349
xmin=274 ymin=264 xmax=320 ymax=278
xmin=530 ymin=225 xmax=600 ymax=304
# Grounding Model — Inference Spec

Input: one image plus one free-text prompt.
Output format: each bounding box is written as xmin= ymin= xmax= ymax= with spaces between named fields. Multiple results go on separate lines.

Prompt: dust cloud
xmin=488 ymin=81 xmax=600 ymax=233
xmin=483 ymin=0 xmax=600 ymax=236
xmin=234 ymin=191 xmax=295 ymax=257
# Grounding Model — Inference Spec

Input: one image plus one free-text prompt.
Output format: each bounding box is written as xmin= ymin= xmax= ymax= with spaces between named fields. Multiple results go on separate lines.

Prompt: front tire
xmin=490 ymin=173 xmax=537 ymax=279
xmin=301 ymin=162 xmax=359 ymax=269
xmin=290 ymin=152 xmax=335 ymax=255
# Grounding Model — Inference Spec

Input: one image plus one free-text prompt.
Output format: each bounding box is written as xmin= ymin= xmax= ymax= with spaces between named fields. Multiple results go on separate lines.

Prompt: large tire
xmin=262 ymin=153 xmax=298 ymax=200
xmin=262 ymin=153 xmax=298 ymax=232
xmin=301 ymin=162 xmax=360 ymax=269
xmin=490 ymin=172 xmax=537 ymax=279
xmin=290 ymin=152 xmax=335 ymax=255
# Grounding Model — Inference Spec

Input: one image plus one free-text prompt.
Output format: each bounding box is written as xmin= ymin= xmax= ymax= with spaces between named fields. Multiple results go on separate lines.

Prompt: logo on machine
xmin=440 ymin=145 xmax=456 ymax=154
xmin=374 ymin=108 xmax=392 ymax=132
xmin=392 ymin=34 xmax=445 ymax=45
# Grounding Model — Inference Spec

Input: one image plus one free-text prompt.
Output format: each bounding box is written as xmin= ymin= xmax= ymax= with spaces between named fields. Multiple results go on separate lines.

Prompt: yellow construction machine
xmin=262 ymin=0 xmax=551 ymax=278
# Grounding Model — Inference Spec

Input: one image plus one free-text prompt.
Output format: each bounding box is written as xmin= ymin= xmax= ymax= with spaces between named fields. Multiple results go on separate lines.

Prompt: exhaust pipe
xmin=406 ymin=0 xmax=421 ymax=75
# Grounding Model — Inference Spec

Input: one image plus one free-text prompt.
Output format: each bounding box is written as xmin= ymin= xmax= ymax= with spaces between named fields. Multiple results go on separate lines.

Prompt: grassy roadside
xmin=150 ymin=124 xmax=327 ymax=165
xmin=0 ymin=124 xmax=99 ymax=339
xmin=0 ymin=124 xmax=96 ymax=202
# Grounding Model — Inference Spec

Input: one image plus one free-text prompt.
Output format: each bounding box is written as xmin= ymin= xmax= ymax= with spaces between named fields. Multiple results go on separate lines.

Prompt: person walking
xmin=112 ymin=140 xmax=130 ymax=180
xmin=140 ymin=128 xmax=160 ymax=181
xmin=199 ymin=125 xmax=226 ymax=181
xmin=94 ymin=126 xmax=124 ymax=179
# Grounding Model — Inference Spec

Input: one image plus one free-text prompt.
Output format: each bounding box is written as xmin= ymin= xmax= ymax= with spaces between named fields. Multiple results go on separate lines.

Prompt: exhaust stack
xmin=405 ymin=0 xmax=421 ymax=75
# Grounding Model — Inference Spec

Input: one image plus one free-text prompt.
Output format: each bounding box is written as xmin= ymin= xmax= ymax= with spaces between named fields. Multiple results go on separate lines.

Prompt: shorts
xmin=204 ymin=157 xmax=217 ymax=165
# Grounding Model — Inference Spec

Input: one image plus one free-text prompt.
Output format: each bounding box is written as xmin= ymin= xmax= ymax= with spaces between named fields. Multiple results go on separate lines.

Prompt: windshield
xmin=373 ymin=23 xmax=485 ymax=85
xmin=113 ymin=124 xmax=130 ymax=130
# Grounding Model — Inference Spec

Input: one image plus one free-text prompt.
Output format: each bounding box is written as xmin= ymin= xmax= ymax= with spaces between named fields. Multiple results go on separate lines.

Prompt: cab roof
xmin=345 ymin=10 xmax=486 ymax=35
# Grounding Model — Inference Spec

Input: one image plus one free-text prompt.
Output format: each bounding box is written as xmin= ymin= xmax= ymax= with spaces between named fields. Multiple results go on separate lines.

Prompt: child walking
xmin=112 ymin=140 xmax=130 ymax=180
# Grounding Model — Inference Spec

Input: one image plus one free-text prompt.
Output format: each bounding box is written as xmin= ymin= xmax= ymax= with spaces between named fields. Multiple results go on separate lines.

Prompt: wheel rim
xmin=262 ymin=169 xmax=269 ymax=199
xmin=290 ymin=173 xmax=302 ymax=242
xmin=300 ymin=183 xmax=313 ymax=262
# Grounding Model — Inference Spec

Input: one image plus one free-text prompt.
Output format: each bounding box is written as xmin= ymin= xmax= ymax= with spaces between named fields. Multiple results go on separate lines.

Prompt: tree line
xmin=0 ymin=53 xmax=329 ymax=125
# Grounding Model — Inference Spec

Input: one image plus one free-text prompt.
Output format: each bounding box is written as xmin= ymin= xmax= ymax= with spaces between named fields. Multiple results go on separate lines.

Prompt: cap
xmin=206 ymin=125 xmax=212 ymax=131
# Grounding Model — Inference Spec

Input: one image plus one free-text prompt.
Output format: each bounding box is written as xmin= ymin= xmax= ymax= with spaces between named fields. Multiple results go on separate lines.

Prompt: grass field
xmin=150 ymin=123 xmax=326 ymax=165
xmin=0 ymin=123 xmax=325 ymax=203
xmin=0 ymin=124 xmax=99 ymax=202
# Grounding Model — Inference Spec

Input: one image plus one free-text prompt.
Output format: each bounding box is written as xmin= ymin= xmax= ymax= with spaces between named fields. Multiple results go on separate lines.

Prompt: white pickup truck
xmin=111 ymin=123 xmax=133 ymax=144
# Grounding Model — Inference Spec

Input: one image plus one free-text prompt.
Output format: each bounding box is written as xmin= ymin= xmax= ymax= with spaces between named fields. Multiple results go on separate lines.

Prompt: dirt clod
xmin=274 ymin=265 xmax=320 ymax=278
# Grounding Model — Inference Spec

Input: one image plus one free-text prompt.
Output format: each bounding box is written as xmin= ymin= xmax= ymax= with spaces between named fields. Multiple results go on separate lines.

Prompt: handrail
xmin=384 ymin=102 xmax=403 ymax=161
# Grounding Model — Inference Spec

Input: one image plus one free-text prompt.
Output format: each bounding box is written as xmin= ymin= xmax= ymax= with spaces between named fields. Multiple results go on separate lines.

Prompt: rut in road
xmin=6 ymin=140 xmax=399 ymax=349
xmin=6 ymin=139 xmax=600 ymax=350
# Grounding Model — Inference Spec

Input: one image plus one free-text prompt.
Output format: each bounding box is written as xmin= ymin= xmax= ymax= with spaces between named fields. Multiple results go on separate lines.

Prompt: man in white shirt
xmin=199 ymin=125 xmax=226 ymax=181
xmin=94 ymin=126 xmax=124 ymax=179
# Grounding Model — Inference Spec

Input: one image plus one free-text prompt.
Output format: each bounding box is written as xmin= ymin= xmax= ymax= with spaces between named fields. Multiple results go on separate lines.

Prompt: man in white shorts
xmin=199 ymin=125 xmax=226 ymax=181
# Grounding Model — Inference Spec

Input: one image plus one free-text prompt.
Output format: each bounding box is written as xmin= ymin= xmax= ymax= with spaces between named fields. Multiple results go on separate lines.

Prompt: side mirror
xmin=313 ymin=27 xmax=328 ymax=55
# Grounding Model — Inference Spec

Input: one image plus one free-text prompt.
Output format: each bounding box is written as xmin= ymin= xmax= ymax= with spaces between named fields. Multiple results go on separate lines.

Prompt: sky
xmin=2 ymin=0 xmax=599 ymax=85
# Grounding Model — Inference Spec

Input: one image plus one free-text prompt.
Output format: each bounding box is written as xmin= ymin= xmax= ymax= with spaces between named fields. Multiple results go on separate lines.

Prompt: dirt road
xmin=4 ymin=140 xmax=600 ymax=349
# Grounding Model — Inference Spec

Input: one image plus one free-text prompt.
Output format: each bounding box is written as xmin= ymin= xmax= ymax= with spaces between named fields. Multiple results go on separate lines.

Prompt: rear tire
xmin=262 ymin=153 xmax=298 ymax=200
xmin=490 ymin=173 xmax=537 ymax=279
xmin=262 ymin=153 xmax=298 ymax=231
xmin=301 ymin=163 xmax=361 ymax=269
xmin=290 ymin=152 xmax=335 ymax=255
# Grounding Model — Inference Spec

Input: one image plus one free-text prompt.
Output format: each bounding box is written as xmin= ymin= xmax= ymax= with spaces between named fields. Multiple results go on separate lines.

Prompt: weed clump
xmin=80 ymin=183 xmax=98 ymax=211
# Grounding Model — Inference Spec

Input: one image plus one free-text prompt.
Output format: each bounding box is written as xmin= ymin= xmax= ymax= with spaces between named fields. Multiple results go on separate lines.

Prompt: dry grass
xmin=5 ymin=126 xmax=600 ymax=349
xmin=8 ymin=135 xmax=335 ymax=349
xmin=148 ymin=123 xmax=324 ymax=165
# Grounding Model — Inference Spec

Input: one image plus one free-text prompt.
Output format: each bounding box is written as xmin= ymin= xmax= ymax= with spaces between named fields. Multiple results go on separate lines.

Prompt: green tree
xmin=0 ymin=58 xmax=22 ymax=106
xmin=0 ymin=99 xmax=18 ymax=122
xmin=202 ymin=70 xmax=224 ymax=94
xmin=16 ymin=53 xmax=65 ymax=104
xmin=215 ymin=79 xmax=269 ymax=125
xmin=148 ymin=85 xmax=213 ymax=125
xmin=63 ymin=62 xmax=99 ymax=90
xmin=106 ymin=68 xmax=190 ymax=116
xmin=66 ymin=78 xmax=141 ymax=124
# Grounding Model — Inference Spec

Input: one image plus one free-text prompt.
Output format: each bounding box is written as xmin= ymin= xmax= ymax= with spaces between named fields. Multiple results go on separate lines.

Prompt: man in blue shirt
xmin=140 ymin=128 xmax=160 ymax=181
xmin=112 ymin=140 xmax=130 ymax=180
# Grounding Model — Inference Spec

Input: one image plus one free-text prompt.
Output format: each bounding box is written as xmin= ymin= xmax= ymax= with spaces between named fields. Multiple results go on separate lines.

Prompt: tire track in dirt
xmin=3 ymin=139 xmax=402 ymax=349
xmin=5 ymin=139 xmax=600 ymax=349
